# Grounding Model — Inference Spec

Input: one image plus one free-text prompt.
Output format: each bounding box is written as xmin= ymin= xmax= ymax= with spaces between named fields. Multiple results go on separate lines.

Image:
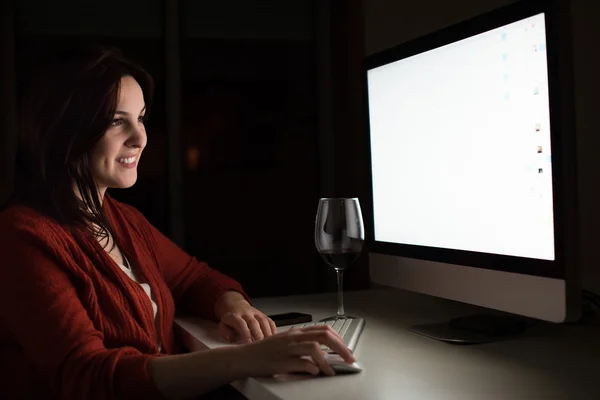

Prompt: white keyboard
xmin=276 ymin=317 xmax=365 ymax=352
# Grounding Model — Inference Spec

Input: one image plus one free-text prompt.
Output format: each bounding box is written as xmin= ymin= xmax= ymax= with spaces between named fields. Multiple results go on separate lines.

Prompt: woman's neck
xmin=73 ymin=183 xmax=106 ymax=206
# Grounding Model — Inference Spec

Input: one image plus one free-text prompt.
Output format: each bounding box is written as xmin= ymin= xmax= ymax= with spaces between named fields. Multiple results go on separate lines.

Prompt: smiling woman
xmin=13 ymin=46 xmax=155 ymax=243
xmin=0 ymin=45 xmax=354 ymax=399
xmin=91 ymin=76 xmax=148 ymax=193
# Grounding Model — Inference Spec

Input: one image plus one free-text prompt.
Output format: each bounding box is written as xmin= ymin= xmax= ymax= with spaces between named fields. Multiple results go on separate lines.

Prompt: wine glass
xmin=315 ymin=197 xmax=364 ymax=321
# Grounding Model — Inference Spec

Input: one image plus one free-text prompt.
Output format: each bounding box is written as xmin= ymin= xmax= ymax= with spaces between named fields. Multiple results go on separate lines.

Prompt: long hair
xmin=13 ymin=45 xmax=154 ymax=244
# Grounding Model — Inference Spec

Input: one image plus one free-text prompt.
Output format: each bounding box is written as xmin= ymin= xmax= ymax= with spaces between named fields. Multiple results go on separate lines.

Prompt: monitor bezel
xmin=362 ymin=0 xmax=578 ymax=281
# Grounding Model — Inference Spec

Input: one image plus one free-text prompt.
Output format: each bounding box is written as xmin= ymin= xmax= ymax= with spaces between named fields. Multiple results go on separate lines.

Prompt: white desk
xmin=175 ymin=288 xmax=600 ymax=400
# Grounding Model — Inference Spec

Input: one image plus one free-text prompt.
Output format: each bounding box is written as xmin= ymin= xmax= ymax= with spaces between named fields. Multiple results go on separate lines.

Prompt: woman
xmin=0 ymin=46 xmax=353 ymax=399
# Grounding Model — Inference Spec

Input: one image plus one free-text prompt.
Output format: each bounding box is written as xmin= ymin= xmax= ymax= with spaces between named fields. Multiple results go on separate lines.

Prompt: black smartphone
xmin=268 ymin=312 xmax=312 ymax=327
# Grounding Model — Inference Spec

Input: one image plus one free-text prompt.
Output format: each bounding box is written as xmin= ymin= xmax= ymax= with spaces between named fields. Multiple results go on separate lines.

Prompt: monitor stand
xmin=408 ymin=314 xmax=531 ymax=344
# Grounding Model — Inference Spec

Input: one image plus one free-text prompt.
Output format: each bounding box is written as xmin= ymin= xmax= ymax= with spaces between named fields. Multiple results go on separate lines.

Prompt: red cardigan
xmin=0 ymin=195 xmax=249 ymax=399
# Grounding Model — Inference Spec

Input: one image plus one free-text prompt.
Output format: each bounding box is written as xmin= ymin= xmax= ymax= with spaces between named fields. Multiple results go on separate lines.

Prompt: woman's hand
xmin=235 ymin=325 xmax=355 ymax=377
xmin=215 ymin=291 xmax=277 ymax=343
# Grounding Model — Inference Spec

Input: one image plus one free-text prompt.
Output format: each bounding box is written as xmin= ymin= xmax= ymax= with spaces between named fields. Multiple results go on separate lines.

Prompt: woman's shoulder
xmin=1 ymin=202 xmax=68 ymax=233
xmin=0 ymin=204 xmax=57 ymax=232
xmin=0 ymin=204 xmax=74 ymax=253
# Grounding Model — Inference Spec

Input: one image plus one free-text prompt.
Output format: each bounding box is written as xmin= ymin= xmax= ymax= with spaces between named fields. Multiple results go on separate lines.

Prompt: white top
xmin=118 ymin=257 xmax=161 ymax=350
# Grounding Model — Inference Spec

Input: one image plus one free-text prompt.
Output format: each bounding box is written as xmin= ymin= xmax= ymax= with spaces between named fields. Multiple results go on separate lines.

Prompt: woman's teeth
xmin=117 ymin=157 xmax=136 ymax=164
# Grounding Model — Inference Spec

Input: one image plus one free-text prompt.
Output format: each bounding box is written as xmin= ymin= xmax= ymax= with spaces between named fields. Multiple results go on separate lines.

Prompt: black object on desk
xmin=269 ymin=312 xmax=312 ymax=327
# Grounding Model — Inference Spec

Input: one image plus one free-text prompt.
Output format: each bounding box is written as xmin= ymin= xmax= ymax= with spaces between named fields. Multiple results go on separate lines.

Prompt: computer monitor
xmin=364 ymin=0 xmax=580 ymax=340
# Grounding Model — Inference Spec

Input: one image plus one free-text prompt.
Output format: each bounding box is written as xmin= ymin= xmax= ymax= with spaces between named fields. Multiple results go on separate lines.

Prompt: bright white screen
xmin=368 ymin=13 xmax=554 ymax=260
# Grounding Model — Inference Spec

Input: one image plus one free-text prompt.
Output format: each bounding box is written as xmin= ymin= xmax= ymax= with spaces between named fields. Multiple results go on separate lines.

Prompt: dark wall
xmin=0 ymin=0 xmax=16 ymax=206
xmin=365 ymin=0 xmax=517 ymax=56
xmin=14 ymin=0 xmax=313 ymax=39
xmin=569 ymin=0 xmax=600 ymax=295
xmin=15 ymin=0 xmax=163 ymax=37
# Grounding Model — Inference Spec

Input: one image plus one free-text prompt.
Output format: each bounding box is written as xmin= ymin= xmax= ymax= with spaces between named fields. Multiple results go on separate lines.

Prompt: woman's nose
xmin=127 ymin=124 xmax=147 ymax=149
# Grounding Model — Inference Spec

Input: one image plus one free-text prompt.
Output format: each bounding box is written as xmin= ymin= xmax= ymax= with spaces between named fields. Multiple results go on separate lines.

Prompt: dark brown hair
xmin=14 ymin=45 xmax=154 ymax=243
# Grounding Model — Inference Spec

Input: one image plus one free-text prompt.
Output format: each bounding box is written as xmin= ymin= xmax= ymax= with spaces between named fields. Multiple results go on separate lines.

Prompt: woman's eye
xmin=138 ymin=115 xmax=146 ymax=123
xmin=110 ymin=118 xmax=124 ymax=127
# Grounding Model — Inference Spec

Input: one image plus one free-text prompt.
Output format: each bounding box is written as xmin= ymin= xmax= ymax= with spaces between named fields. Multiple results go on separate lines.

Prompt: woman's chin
xmin=110 ymin=178 xmax=138 ymax=190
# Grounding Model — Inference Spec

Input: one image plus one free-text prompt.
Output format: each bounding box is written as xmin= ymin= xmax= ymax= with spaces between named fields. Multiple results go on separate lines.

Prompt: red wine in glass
xmin=315 ymin=198 xmax=364 ymax=321
xmin=318 ymin=247 xmax=362 ymax=271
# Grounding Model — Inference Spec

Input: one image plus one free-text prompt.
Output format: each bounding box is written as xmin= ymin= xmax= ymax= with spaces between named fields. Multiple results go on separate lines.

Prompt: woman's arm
xmin=0 ymin=226 xmax=164 ymax=399
xmin=148 ymin=346 xmax=242 ymax=399
xmin=123 ymin=203 xmax=251 ymax=320
xmin=145 ymin=219 xmax=278 ymax=342
xmin=0 ymin=214 xmax=354 ymax=400
xmin=213 ymin=290 xmax=278 ymax=343
xmin=148 ymin=325 xmax=355 ymax=400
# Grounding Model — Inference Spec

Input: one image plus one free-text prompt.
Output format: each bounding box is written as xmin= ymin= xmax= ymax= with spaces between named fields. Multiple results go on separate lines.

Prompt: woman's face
xmin=90 ymin=76 xmax=147 ymax=197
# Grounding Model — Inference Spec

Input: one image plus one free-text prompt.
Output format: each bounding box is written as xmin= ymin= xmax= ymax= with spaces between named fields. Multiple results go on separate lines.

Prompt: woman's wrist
xmin=194 ymin=343 xmax=254 ymax=381
xmin=224 ymin=341 xmax=261 ymax=379
xmin=214 ymin=291 xmax=249 ymax=320
xmin=148 ymin=346 xmax=252 ymax=398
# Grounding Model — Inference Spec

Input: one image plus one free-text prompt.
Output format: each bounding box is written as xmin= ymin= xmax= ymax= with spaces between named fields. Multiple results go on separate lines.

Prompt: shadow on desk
xmin=199 ymin=385 xmax=247 ymax=400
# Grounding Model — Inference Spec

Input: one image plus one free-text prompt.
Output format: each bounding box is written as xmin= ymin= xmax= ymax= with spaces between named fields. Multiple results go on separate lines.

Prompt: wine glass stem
xmin=335 ymin=268 xmax=345 ymax=317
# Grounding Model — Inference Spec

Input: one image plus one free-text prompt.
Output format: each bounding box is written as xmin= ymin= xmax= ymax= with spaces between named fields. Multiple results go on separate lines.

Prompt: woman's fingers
xmin=268 ymin=317 xmax=277 ymax=336
xmin=298 ymin=324 xmax=343 ymax=338
xmin=286 ymin=357 xmax=321 ymax=376
xmin=243 ymin=314 xmax=265 ymax=340
xmin=218 ymin=323 xmax=237 ymax=343
xmin=288 ymin=327 xmax=355 ymax=363
xmin=257 ymin=315 xmax=275 ymax=337
xmin=240 ymin=325 xmax=357 ymax=377
xmin=290 ymin=342 xmax=335 ymax=376
xmin=224 ymin=314 xmax=253 ymax=343
xmin=223 ymin=312 xmax=278 ymax=343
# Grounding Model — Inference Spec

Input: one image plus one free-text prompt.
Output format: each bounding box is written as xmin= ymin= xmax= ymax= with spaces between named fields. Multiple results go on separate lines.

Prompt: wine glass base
xmin=320 ymin=315 xmax=356 ymax=322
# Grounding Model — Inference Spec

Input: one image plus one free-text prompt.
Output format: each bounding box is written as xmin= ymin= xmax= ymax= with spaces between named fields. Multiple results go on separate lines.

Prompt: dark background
xmin=1 ymin=0 xmax=598 ymax=297
xmin=0 ymin=0 xmax=369 ymax=299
